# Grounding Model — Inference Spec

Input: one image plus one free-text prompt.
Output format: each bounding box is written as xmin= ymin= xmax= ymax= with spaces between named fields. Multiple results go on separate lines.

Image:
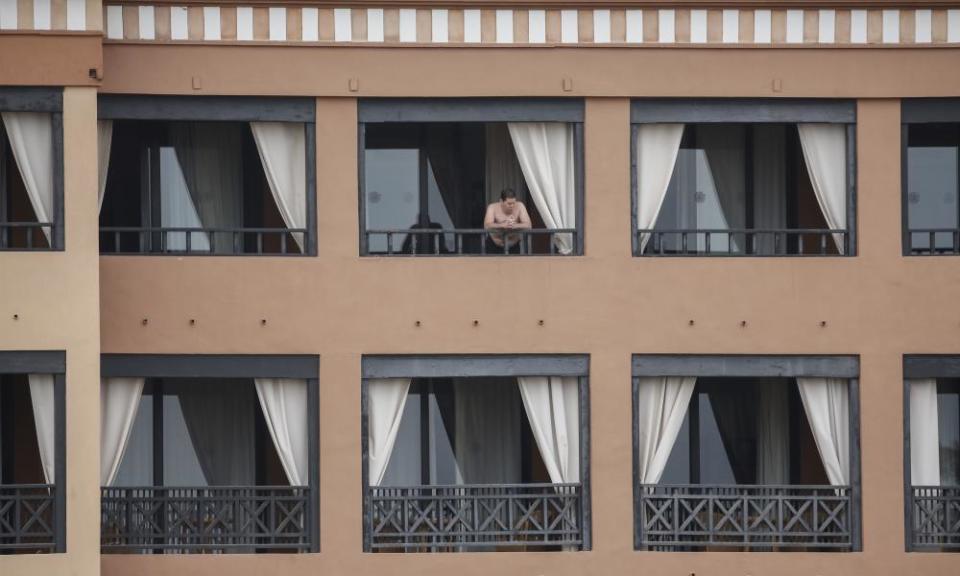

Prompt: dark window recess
xmin=637 ymin=123 xmax=851 ymax=257
xmin=99 ymin=120 xmax=306 ymax=255
xmin=362 ymin=122 xmax=580 ymax=256
xmin=904 ymin=123 xmax=960 ymax=255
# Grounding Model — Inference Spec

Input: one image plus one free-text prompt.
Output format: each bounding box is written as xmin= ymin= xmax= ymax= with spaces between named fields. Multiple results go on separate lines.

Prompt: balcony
xmin=632 ymin=355 xmax=861 ymax=552
xmin=632 ymin=99 xmax=856 ymax=257
xmin=910 ymin=486 xmax=960 ymax=550
xmin=99 ymin=354 xmax=319 ymax=554
xmin=359 ymin=99 xmax=584 ymax=257
xmin=368 ymin=483 xmax=582 ymax=551
xmin=0 ymin=485 xmax=57 ymax=552
xmin=362 ymin=355 xmax=591 ymax=552
xmin=97 ymin=96 xmax=316 ymax=256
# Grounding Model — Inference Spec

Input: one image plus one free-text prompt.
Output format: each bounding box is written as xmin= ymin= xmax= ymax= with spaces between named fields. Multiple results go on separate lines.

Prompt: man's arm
xmin=483 ymin=204 xmax=500 ymax=229
xmin=515 ymin=203 xmax=533 ymax=229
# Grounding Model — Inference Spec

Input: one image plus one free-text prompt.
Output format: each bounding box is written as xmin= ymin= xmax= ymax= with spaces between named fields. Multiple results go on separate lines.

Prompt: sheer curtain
xmin=700 ymin=124 xmax=747 ymax=235
xmin=98 ymin=120 xmax=114 ymax=212
xmin=756 ymin=382 xmax=790 ymax=485
xmin=753 ymin=125 xmax=787 ymax=253
xmin=635 ymin=124 xmax=685 ymax=252
xmin=250 ymin=122 xmax=307 ymax=251
xmin=169 ymin=122 xmax=243 ymax=253
xmin=255 ymin=378 xmax=308 ymax=486
xmin=909 ymin=379 xmax=941 ymax=486
xmin=797 ymin=124 xmax=847 ymax=253
xmin=709 ymin=386 xmax=756 ymax=484
xmin=177 ymin=380 xmax=256 ymax=485
xmin=1 ymin=112 xmax=54 ymax=244
xmin=797 ymin=378 xmax=850 ymax=485
xmin=636 ymin=377 xmax=695 ymax=484
xmin=28 ymin=374 xmax=55 ymax=484
xmin=485 ymin=124 xmax=528 ymax=205
xmin=507 ymin=123 xmax=577 ymax=254
xmin=454 ymin=379 xmax=521 ymax=484
xmin=367 ymin=378 xmax=412 ymax=486
xmin=101 ymin=377 xmax=145 ymax=486
xmin=516 ymin=376 xmax=580 ymax=484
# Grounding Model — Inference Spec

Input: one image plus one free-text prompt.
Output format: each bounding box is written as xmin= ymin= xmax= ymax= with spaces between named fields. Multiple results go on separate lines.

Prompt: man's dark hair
xmin=500 ymin=188 xmax=517 ymax=201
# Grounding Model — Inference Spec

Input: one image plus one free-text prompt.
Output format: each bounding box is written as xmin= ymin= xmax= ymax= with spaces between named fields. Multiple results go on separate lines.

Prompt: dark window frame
xmin=630 ymin=98 xmax=858 ymax=257
xmin=97 ymin=95 xmax=317 ymax=257
xmin=357 ymin=98 xmax=586 ymax=257
xmin=903 ymin=354 xmax=960 ymax=552
xmin=99 ymin=353 xmax=320 ymax=553
xmin=0 ymin=350 xmax=66 ymax=553
xmin=360 ymin=353 xmax=591 ymax=552
xmin=631 ymin=354 xmax=862 ymax=552
xmin=901 ymin=99 xmax=960 ymax=256
xmin=0 ymin=87 xmax=64 ymax=251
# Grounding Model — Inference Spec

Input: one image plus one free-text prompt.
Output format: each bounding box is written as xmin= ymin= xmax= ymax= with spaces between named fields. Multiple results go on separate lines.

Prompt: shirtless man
xmin=483 ymin=188 xmax=531 ymax=254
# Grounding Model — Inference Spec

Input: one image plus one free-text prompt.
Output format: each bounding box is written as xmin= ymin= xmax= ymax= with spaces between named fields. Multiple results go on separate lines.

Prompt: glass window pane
xmin=364 ymin=149 xmax=420 ymax=253
xmin=908 ymin=145 xmax=958 ymax=251
xmin=938 ymin=388 xmax=960 ymax=485
xmin=113 ymin=394 xmax=153 ymax=486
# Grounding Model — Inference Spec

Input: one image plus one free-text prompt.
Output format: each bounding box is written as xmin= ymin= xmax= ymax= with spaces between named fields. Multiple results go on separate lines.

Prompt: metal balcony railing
xmin=0 ymin=484 xmax=57 ymax=552
xmin=99 ymin=227 xmax=307 ymax=255
xmin=100 ymin=486 xmax=311 ymax=553
xmin=906 ymin=229 xmax=960 ymax=255
xmin=366 ymin=483 xmax=583 ymax=551
xmin=0 ymin=222 xmax=53 ymax=250
xmin=637 ymin=484 xmax=853 ymax=551
xmin=909 ymin=486 xmax=960 ymax=550
xmin=363 ymin=228 xmax=577 ymax=256
xmin=636 ymin=229 xmax=849 ymax=256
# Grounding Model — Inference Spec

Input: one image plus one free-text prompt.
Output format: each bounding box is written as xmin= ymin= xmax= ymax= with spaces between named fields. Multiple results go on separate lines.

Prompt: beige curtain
xmin=255 ymin=378 xmax=309 ymax=486
xmin=1 ymin=112 xmax=54 ymax=244
xmin=797 ymin=378 xmax=850 ymax=486
xmin=100 ymin=377 xmax=144 ymax=486
xmin=28 ymin=374 xmax=56 ymax=484
xmin=909 ymin=379 xmax=941 ymax=486
xmin=797 ymin=124 xmax=847 ymax=253
xmin=367 ymin=378 xmax=412 ymax=486
xmin=516 ymin=376 xmax=580 ymax=484
xmin=98 ymin=120 xmax=114 ymax=212
xmin=635 ymin=376 xmax=695 ymax=484
xmin=250 ymin=122 xmax=307 ymax=251
xmin=635 ymin=124 xmax=685 ymax=252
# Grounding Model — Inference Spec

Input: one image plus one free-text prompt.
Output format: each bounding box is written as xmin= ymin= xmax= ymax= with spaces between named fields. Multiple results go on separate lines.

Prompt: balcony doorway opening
xmin=102 ymin=378 xmax=311 ymax=554
xmin=363 ymin=122 xmax=579 ymax=256
xmin=1 ymin=119 xmax=53 ymax=250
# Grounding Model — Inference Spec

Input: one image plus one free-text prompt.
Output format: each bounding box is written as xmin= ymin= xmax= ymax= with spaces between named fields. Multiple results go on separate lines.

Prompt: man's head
xmin=500 ymin=188 xmax=518 ymax=213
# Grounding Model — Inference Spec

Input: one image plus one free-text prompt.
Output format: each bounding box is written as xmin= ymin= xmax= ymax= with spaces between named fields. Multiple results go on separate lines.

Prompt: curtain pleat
xmin=100 ymin=377 xmax=144 ymax=486
xmin=635 ymin=376 xmax=696 ymax=484
xmin=177 ymin=380 xmax=256 ymax=486
xmin=367 ymin=378 xmax=412 ymax=486
xmin=28 ymin=374 xmax=56 ymax=484
xmin=797 ymin=377 xmax=850 ymax=486
xmin=908 ymin=379 xmax=941 ymax=486
xmin=1 ymin=112 xmax=54 ymax=244
xmin=797 ymin=124 xmax=847 ymax=253
xmin=517 ymin=376 xmax=580 ymax=484
xmin=453 ymin=378 xmax=521 ymax=484
xmin=254 ymin=378 xmax=309 ymax=486
xmin=756 ymin=381 xmax=791 ymax=485
xmin=98 ymin=120 xmax=114 ymax=212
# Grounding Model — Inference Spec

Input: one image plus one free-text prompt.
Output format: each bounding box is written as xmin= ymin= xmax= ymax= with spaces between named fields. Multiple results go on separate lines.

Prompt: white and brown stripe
xmin=0 ymin=0 xmax=100 ymax=31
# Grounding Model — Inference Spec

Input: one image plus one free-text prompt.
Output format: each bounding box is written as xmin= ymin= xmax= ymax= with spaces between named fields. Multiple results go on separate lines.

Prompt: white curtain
xmin=797 ymin=378 xmax=850 ymax=486
xmin=517 ymin=376 xmax=580 ymax=484
xmin=636 ymin=377 xmax=696 ymax=484
xmin=28 ymin=374 xmax=56 ymax=484
xmin=756 ymin=381 xmax=791 ymax=485
xmin=454 ymin=378 xmax=521 ymax=484
xmin=177 ymin=380 xmax=256 ymax=486
xmin=367 ymin=378 xmax=412 ymax=486
xmin=909 ymin=379 xmax=941 ymax=486
xmin=485 ymin=124 xmax=528 ymax=205
xmin=797 ymin=124 xmax=847 ymax=253
xmin=635 ymin=124 xmax=685 ymax=252
xmin=1 ymin=112 xmax=54 ymax=243
xmin=98 ymin=120 xmax=114 ymax=212
xmin=254 ymin=378 xmax=309 ymax=486
xmin=169 ymin=122 xmax=243 ymax=253
xmin=250 ymin=122 xmax=307 ymax=251
xmin=753 ymin=125 xmax=788 ymax=253
xmin=507 ymin=123 xmax=577 ymax=254
xmin=100 ymin=377 xmax=144 ymax=486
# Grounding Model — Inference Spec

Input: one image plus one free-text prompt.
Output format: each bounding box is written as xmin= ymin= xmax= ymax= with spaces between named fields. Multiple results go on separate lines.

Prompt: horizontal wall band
xmin=631 ymin=98 xmax=856 ymax=123
xmin=0 ymin=87 xmax=63 ymax=112
xmin=0 ymin=351 xmax=66 ymax=374
xmin=632 ymin=354 xmax=860 ymax=378
xmin=100 ymin=6 xmax=960 ymax=47
xmin=101 ymin=354 xmax=319 ymax=378
xmin=362 ymin=354 xmax=589 ymax=378
xmin=358 ymin=98 xmax=584 ymax=122
xmin=901 ymin=97 xmax=960 ymax=122
xmin=98 ymin=95 xmax=316 ymax=121
xmin=903 ymin=355 xmax=960 ymax=378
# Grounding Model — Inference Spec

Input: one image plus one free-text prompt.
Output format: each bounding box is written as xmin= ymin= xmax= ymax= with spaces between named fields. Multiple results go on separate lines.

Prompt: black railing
xmin=0 ymin=222 xmax=53 ymax=250
xmin=364 ymin=228 xmax=577 ymax=256
xmin=100 ymin=486 xmax=311 ymax=553
xmin=99 ymin=227 xmax=307 ymax=255
xmin=0 ymin=484 xmax=57 ymax=552
xmin=906 ymin=229 xmax=960 ymax=255
xmin=367 ymin=483 xmax=583 ymax=551
xmin=910 ymin=486 xmax=960 ymax=550
xmin=637 ymin=229 xmax=848 ymax=256
xmin=637 ymin=484 xmax=853 ymax=551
